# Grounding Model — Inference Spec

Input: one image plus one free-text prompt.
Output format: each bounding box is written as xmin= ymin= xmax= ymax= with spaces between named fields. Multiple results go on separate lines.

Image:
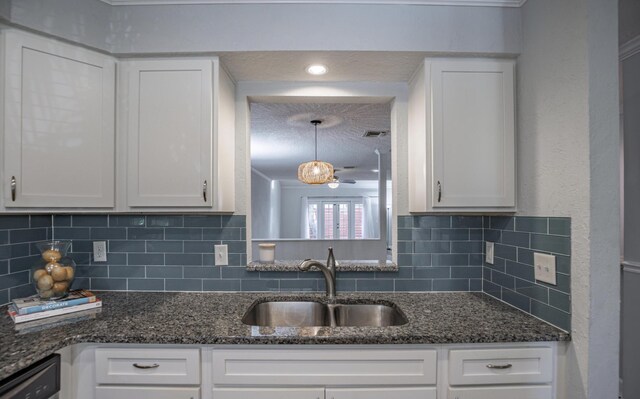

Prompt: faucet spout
xmin=299 ymin=248 xmax=338 ymax=299
xmin=326 ymin=247 xmax=336 ymax=279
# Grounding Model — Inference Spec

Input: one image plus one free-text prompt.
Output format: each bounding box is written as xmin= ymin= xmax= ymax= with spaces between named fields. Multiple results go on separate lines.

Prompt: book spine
xmin=18 ymin=296 xmax=96 ymax=315
xmin=12 ymin=301 xmax=102 ymax=323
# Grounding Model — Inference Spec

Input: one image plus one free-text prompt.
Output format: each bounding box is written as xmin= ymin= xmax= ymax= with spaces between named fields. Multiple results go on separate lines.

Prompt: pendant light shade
xmin=298 ymin=120 xmax=334 ymax=184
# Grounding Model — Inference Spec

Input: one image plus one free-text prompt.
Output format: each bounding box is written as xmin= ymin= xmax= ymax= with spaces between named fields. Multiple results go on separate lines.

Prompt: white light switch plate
xmin=93 ymin=241 xmax=107 ymax=262
xmin=485 ymin=241 xmax=494 ymax=265
xmin=534 ymin=252 xmax=557 ymax=285
xmin=215 ymin=244 xmax=228 ymax=266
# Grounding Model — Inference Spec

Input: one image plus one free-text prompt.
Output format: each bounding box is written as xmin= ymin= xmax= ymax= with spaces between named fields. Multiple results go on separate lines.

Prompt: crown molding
xmin=620 ymin=35 xmax=640 ymax=61
xmin=99 ymin=0 xmax=527 ymax=7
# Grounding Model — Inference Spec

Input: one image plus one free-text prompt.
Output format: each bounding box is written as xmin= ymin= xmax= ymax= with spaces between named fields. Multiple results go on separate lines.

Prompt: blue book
xmin=11 ymin=289 xmax=97 ymax=315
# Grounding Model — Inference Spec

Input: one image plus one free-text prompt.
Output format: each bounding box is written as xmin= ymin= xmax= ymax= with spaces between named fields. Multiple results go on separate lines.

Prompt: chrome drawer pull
xmin=486 ymin=363 xmax=513 ymax=369
xmin=10 ymin=176 xmax=16 ymax=202
xmin=203 ymin=180 xmax=207 ymax=202
xmin=133 ymin=363 xmax=160 ymax=369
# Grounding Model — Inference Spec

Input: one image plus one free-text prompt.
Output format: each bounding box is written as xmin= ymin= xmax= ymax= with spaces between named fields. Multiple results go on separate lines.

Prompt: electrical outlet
xmin=93 ymin=241 xmax=107 ymax=262
xmin=485 ymin=241 xmax=494 ymax=265
xmin=215 ymin=244 xmax=228 ymax=266
xmin=534 ymin=252 xmax=557 ymax=285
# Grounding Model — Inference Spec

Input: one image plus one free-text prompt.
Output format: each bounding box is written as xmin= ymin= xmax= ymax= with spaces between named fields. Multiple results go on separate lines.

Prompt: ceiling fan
xmin=334 ymin=175 xmax=356 ymax=184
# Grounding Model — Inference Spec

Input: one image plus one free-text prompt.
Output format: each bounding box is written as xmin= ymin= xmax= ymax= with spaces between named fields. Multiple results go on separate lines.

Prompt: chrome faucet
xmin=299 ymin=248 xmax=337 ymax=299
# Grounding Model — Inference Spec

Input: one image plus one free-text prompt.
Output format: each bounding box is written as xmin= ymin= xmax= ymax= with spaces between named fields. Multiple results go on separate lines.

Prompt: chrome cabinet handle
xmin=133 ymin=363 xmax=160 ymax=369
xmin=203 ymin=180 xmax=207 ymax=202
xmin=10 ymin=176 xmax=16 ymax=202
xmin=437 ymin=180 xmax=442 ymax=203
xmin=486 ymin=363 xmax=513 ymax=369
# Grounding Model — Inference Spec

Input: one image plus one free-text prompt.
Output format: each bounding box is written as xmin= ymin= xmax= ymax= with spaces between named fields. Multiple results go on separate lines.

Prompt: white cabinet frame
xmin=67 ymin=342 xmax=563 ymax=399
xmin=119 ymin=58 xmax=235 ymax=211
xmin=2 ymin=30 xmax=116 ymax=208
xmin=408 ymin=58 xmax=516 ymax=213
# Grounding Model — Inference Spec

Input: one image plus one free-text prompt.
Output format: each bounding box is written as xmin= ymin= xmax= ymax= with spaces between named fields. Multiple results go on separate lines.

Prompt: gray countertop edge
xmin=247 ymin=260 xmax=399 ymax=272
xmin=0 ymin=291 xmax=570 ymax=381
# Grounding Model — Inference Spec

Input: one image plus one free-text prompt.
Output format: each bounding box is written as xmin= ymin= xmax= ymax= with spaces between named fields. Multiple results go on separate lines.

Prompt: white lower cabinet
xmin=93 ymin=347 xmax=201 ymax=398
xmin=209 ymin=348 xmax=438 ymax=399
xmin=447 ymin=347 xmax=554 ymax=399
xmin=79 ymin=343 xmax=559 ymax=399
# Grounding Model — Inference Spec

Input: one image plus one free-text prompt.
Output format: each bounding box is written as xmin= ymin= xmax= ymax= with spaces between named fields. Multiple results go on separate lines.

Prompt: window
xmin=307 ymin=198 xmax=364 ymax=240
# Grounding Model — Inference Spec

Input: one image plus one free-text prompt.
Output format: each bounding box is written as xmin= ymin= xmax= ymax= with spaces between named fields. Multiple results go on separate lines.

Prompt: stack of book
xmin=8 ymin=289 xmax=102 ymax=324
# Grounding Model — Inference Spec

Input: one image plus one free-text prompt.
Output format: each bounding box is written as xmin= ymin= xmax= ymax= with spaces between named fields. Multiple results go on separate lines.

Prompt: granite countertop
xmin=247 ymin=259 xmax=398 ymax=272
xmin=0 ymin=291 xmax=569 ymax=380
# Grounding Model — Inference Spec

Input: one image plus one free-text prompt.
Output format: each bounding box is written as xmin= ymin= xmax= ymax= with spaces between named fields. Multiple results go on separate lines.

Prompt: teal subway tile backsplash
xmin=483 ymin=216 xmax=571 ymax=331
xmin=514 ymin=217 xmax=548 ymax=233
xmin=0 ymin=216 xmax=51 ymax=302
xmin=0 ymin=214 xmax=571 ymax=333
xmin=53 ymin=214 xmax=486 ymax=295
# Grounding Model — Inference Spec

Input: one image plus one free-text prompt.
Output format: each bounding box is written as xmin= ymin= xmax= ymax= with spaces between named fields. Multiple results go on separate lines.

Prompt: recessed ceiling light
xmin=306 ymin=64 xmax=328 ymax=76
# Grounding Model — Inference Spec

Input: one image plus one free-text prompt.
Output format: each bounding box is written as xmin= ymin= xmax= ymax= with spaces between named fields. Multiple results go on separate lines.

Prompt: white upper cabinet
xmin=408 ymin=58 xmax=516 ymax=212
xmin=121 ymin=58 xmax=235 ymax=211
xmin=3 ymin=30 xmax=116 ymax=208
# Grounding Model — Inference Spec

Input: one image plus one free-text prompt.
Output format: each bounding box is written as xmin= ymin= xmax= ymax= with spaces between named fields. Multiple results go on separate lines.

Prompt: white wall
xmin=251 ymin=169 xmax=273 ymax=239
xmin=0 ymin=1 xmax=11 ymax=21
xmin=623 ymin=53 xmax=640 ymax=263
xmin=621 ymin=49 xmax=640 ymax=399
xmin=621 ymin=269 xmax=640 ymax=399
xmin=108 ymin=3 xmax=520 ymax=54
xmin=518 ymin=0 xmax=620 ymax=398
xmin=1 ymin=1 xmax=521 ymax=55
xmin=4 ymin=0 xmax=113 ymax=52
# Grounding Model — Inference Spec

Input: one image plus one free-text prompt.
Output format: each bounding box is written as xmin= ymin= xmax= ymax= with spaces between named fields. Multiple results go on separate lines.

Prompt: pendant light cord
xmin=311 ymin=119 xmax=322 ymax=161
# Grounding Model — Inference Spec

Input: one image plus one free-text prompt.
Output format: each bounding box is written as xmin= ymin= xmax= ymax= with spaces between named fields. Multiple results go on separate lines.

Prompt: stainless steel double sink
xmin=242 ymin=301 xmax=408 ymax=327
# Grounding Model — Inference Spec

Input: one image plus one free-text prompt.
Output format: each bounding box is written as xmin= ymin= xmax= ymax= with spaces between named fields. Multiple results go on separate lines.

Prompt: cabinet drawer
xmin=449 ymin=347 xmax=552 ymax=385
xmin=212 ymin=348 xmax=437 ymax=386
xmin=95 ymin=348 xmax=200 ymax=385
xmin=448 ymin=385 xmax=552 ymax=399
xmin=96 ymin=386 xmax=200 ymax=399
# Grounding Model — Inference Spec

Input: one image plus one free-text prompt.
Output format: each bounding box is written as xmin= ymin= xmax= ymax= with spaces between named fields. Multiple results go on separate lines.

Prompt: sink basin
xmin=241 ymin=301 xmax=329 ymax=327
xmin=333 ymin=304 xmax=408 ymax=327
xmin=242 ymin=301 xmax=408 ymax=327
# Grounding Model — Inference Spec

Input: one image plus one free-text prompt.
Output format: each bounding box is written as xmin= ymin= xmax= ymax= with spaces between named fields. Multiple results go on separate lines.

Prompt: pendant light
xmin=297 ymin=120 xmax=334 ymax=184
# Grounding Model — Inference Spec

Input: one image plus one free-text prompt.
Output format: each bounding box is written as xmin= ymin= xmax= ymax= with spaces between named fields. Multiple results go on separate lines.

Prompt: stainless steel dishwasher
xmin=0 ymin=354 xmax=60 ymax=399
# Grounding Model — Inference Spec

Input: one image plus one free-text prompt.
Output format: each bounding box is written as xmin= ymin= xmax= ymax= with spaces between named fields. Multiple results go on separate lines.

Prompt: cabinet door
xmin=3 ymin=30 xmax=115 ymax=207
xmin=213 ymin=387 xmax=324 ymax=399
xmin=96 ymin=386 xmax=200 ymax=399
xmin=327 ymin=387 xmax=436 ymax=399
xmin=126 ymin=60 xmax=213 ymax=207
xmin=431 ymin=59 xmax=515 ymax=208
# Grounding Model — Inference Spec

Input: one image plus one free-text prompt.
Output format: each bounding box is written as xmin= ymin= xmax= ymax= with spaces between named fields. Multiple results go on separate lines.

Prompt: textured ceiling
xmin=251 ymin=101 xmax=392 ymax=181
xmin=220 ymin=51 xmax=426 ymax=82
